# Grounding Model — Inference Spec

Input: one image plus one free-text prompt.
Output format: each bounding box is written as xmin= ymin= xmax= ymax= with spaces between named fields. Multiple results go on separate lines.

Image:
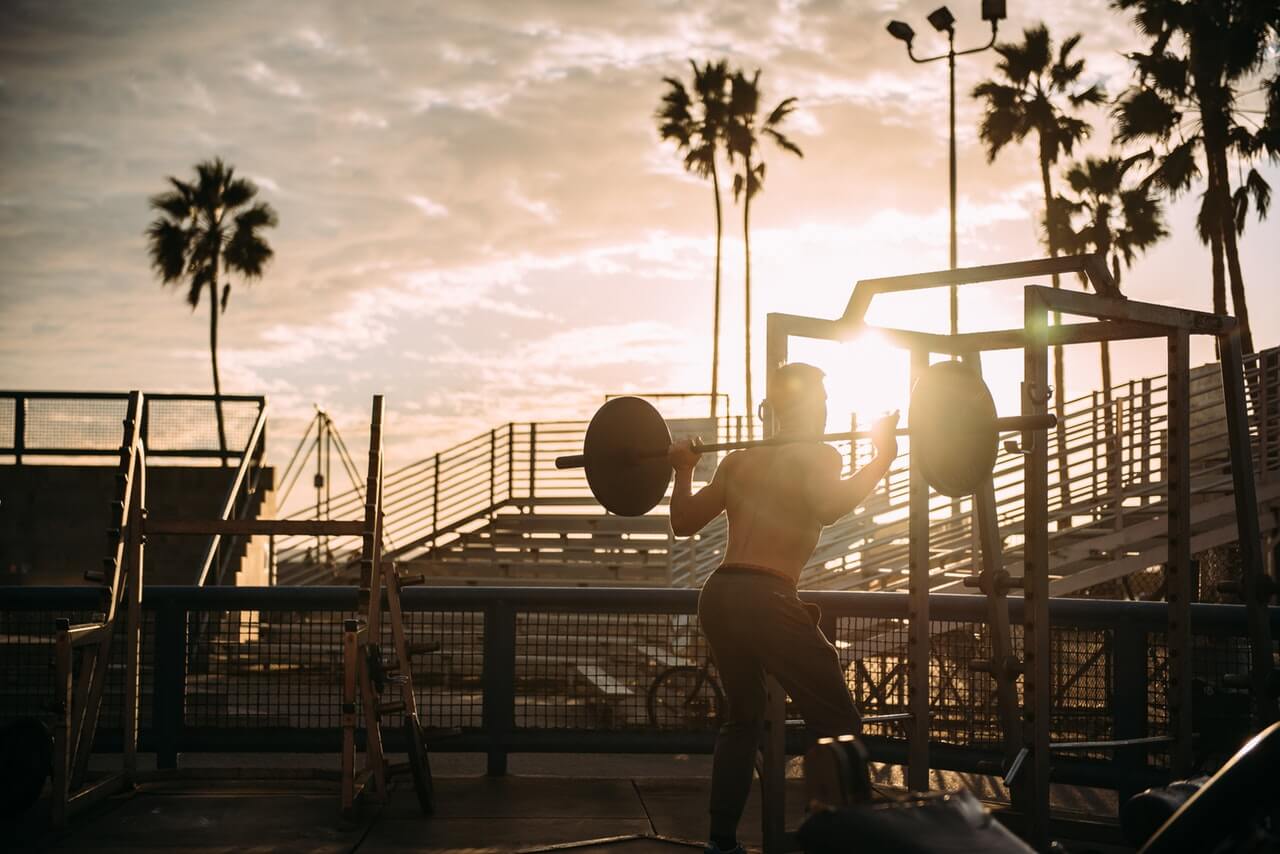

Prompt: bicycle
xmin=646 ymin=656 xmax=725 ymax=730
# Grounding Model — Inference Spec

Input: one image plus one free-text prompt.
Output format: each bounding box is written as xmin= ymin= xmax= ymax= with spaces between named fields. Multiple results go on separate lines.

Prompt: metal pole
xmin=948 ymin=35 xmax=958 ymax=337
xmin=1022 ymin=288 xmax=1052 ymax=850
xmin=1166 ymin=330 xmax=1194 ymax=773
xmin=907 ymin=347 xmax=932 ymax=792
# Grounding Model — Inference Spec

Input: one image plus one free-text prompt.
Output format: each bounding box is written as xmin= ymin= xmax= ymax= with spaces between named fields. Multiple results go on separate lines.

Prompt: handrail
xmin=195 ymin=404 xmax=269 ymax=587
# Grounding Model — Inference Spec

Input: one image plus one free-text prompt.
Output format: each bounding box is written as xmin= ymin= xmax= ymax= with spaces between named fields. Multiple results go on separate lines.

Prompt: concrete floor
xmin=4 ymin=754 xmax=1129 ymax=854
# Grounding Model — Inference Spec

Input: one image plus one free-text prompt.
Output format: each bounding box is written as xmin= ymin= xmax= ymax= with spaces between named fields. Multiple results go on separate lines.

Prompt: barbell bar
xmin=554 ymin=361 xmax=1057 ymax=515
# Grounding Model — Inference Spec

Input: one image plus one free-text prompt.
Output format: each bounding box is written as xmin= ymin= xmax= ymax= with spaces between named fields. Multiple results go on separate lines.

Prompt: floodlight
xmin=981 ymin=0 xmax=1007 ymax=22
xmin=886 ymin=20 xmax=916 ymax=44
xmin=926 ymin=6 xmax=956 ymax=32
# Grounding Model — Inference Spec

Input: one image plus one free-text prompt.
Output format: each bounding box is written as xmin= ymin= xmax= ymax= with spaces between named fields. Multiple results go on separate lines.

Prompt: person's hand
xmin=871 ymin=411 xmax=900 ymax=457
xmin=668 ymin=438 xmax=702 ymax=473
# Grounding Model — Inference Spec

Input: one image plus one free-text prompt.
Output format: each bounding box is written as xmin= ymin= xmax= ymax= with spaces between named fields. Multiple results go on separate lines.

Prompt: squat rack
xmin=758 ymin=254 xmax=1273 ymax=852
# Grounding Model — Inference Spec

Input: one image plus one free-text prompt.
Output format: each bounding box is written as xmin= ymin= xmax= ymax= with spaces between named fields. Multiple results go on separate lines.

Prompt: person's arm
xmin=668 ymin=440 xmax=729 ymax=536
xmin=809 ymin=412 xmax=900 ymax=525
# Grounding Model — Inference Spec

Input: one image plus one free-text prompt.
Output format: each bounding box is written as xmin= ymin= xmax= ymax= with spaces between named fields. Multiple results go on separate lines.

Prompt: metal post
xmin=1218 ymin=331 xmax=1278 ymax=726
xmin=947 ymin=35 xmax=958 ymax=336
xmin=490 ymin=428 xmax=497 ymax=513
xmin=1022 ymin=288 xmax=1052 ymax=849
xmin=152 ymin=601 xmax=186 ymax=770
xmin=1113 ymin=619 xmax=1149 ymax=802
xmin=529 ymin=424 xmax=537 ymax=503
xmin=432 ymin=453 xmax=440 ymax=550
xmin=907 ymin=348 xmax=932 ymax=792
xmin=1166 ymin=330 xmax=1194 ymax=773
xmin=508 ymin=423 xmax=515 ymax=499
xmin=13 ymin=393 xmax=24 ymax=464
xmin=483 ymin=600 xmax=517 ymax=775
xmin=761 ymin=315 xmax=789 ymax=853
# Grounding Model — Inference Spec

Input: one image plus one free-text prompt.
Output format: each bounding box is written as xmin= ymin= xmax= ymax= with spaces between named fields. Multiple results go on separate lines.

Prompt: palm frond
xmin=1232 ymin=185 xmax=1249 ymax=235
xmin=222 ymin=177 xmax=258 ymax=209
xmin=1113 ymin=87 xmax=1180 ymax=142
xmin=763 ymin=126 xmax=803 ymax=158
xmin=1245 ymin=167 xmax=1271 ymax=220
xmin=145 ymin=219 xmax=190 ymax=283
xmin=224 ymin=202 xmax=278 ymax=278
xmin=1144 ymin=137 xmax=1201 ymax=197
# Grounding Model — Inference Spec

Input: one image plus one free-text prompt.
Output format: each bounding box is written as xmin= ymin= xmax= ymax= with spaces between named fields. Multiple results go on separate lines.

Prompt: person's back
xmin=666 ymin=362 xmax=899 ymax=854
xmin=718 ymin=443 xmax=832 ymax=581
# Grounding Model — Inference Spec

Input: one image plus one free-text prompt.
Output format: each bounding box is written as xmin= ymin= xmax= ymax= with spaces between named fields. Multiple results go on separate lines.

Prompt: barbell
xmin=554 ymin=361 xmax=1056 ymax=516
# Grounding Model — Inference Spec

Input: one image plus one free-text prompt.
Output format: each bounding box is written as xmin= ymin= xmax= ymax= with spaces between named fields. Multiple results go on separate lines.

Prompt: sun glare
xmin=789 ymin=329 xmax=910 ymax=433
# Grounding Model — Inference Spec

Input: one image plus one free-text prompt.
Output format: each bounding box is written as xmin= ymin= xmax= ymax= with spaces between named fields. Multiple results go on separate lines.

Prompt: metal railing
xmin=268 ymin=347 xmax=1279 ymax=591
xmin=1 ymin=585 xmax=1272 ymax=793
xmin=673 ymin=347 xmax=1280 ymax=591
xmin=270 ymin=415 xmax=762 ymax=580
xmin=0 ymin=392 xmax=266 ymax=464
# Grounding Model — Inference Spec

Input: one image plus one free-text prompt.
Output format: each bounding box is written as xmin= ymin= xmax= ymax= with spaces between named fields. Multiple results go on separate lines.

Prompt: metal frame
xmin=759 ymin=254 xmax=1270 ymax=852
xmin=49 ymin=391 xmax=146 ymax=826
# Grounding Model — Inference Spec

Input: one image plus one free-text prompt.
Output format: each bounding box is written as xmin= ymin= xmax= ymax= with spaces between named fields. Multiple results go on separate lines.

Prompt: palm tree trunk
xmin=742 ymin=156 xmax=754 ymax=440
xmin=208 ymin=268 xmax=229 ymax=467
xmin=1039 ymin=147 xmax=1069 ymax=510
xmin=711 ymin=164 xmax=724 ymax=419
xmin=1214 ymin=149 xmax=1253 ymax=354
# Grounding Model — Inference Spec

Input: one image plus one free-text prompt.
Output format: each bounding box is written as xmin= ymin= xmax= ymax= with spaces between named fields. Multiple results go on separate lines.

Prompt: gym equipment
xmin=1137 ymin=721 xmax=1280 ymax=854
xmin=336 ymin=396 xmax=440 ymax=817
xmin=1 ymin=717 xmax=53 ymax=819
xmin=554 ymin=362 xmax=1056 ymax=515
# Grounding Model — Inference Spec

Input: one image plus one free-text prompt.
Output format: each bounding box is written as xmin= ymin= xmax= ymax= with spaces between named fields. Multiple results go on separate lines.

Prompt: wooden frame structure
xmin=49 ymin=391 xmax=146 ymax=825
xmin=758 ymin=255 xmax=1274 ymax=852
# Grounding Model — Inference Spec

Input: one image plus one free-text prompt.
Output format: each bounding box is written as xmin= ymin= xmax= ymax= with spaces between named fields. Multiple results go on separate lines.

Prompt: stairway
xmin=273 ymin=348 xmax=1280 ymax=594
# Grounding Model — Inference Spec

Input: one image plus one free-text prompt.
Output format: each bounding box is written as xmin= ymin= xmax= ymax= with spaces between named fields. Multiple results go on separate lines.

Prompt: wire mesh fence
xmin=0 ymin=587 xmax=1270 ymax=792
xmin=0 ymin=393 xmax=265 ymax=459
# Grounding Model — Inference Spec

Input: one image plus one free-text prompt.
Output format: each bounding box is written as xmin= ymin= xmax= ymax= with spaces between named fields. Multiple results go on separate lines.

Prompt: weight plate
xmin=909 ymin=361 xmax=998 ymax=497
xmin=404 ymin=714 xmax=433 ymax=815
xmin=582 ymin=396 xmax=673 ymax=516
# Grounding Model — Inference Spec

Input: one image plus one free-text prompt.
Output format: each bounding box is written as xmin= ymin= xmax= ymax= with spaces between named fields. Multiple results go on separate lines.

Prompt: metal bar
xmin=192 ymin=404 xmax=269 ymax=586
xmin=1218 ymin=332 xmax=1278 ymax=726
xmin=1166 ymin=330 xmax=1194 ymax=774
xmin=1113 ymin=619 xmax=1150 ymax=801
xmin=151 ymin=602 xmax=186 ymax=770
xmin=842 ymin=255 xmax=1117 ymax=325
xmin=907 ymin=347 xmax=931 ymax=792
xmin=761 ymin=315 xmax=789 ymax=853
xmin=122 ymin=452 xmax=146 ymax=776
xmin=765 ymin=311 xmax=847 ymax=343
xmin=1029 ymin=286 xmax=1233 ymax=333
xmin=529 ymin=424 xmax=537 ymax=502
xmin=13 ymin=392 xmax=24 ymax=463
xmin=911 ymin=320 xmax=1170 ymax=354
xmin=482 ymin=600 xmax=517 ymax=775
xmin=149 ymin=519 xmax=368 ymax=536
xmin=554 ymin=415 xmax=1056 ymax=469
xmin=1022 ymin=286 xmax=1052 ymax=850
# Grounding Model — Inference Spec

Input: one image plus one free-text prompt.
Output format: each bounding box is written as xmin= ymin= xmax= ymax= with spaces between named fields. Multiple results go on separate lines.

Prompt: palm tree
xmin=1048 ymin=153 xmax=1168 ymax=397
xmin=725 ymin=69 xmax=803 ymax=437
xmin=657 ymin=60 xmax=730 ymax=418
xmin=972 ymin=24 xmax=1103 ymax=502
xmin=147 ymin=158 xmax=278 ymax=462
xmin=1112 ymin=0 xmax=1278 ymax=354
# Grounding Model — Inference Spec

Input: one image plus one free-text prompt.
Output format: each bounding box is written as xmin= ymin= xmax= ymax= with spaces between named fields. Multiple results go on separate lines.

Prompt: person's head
xmin=763 ymin=362 xmax=827 ymax=434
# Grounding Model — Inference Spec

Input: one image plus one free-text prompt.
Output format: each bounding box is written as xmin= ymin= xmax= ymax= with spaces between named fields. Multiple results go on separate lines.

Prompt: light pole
xmin=887 ymin=1 xmax=1006 ymax=336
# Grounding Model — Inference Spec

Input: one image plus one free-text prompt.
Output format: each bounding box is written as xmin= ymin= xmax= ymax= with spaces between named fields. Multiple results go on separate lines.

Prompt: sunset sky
xmin=2 ymin=0 xmax=1277 ymax=466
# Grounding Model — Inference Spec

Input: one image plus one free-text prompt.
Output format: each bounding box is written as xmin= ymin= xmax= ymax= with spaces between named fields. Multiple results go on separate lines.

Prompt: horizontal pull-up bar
xmin=146 ymin=519 xmax=368 ymax=537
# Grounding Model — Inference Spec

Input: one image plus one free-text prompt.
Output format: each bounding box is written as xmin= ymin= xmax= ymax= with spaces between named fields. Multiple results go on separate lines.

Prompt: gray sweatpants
xmin=697 ymin=566 xmax=862 ymax=839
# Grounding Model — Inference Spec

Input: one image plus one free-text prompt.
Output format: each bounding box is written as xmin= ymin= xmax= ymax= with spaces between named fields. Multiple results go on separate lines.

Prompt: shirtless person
xmin=667 ymin=362 xmax=900 ymax=854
